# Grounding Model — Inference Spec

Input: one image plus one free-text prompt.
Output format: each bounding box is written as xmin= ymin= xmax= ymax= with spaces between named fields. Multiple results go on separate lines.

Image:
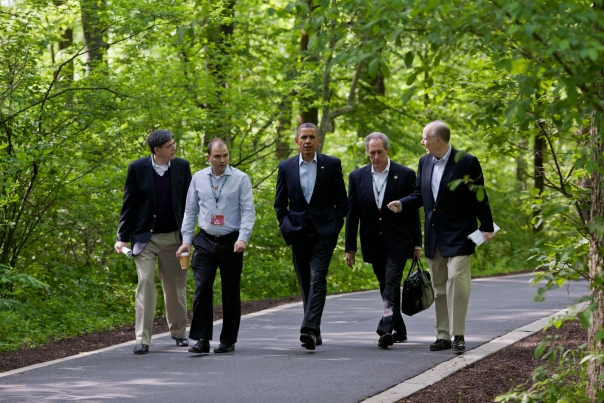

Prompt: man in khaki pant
xmin=388 ymin=121 xmax=495 ymax=353
xmin=114 ymin=129 xmax=192 ymax=354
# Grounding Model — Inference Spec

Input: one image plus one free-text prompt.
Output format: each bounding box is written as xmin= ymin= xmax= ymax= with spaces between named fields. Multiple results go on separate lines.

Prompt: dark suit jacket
xmin=274 ymin=153 xmax=347 ymax=250
xmin=399 ymin=147 xmax=494 ymax=259
xmin=345 ymin=161 xmax=421 ymax=263
xmin=116 ymin=156 xmax=192 ymax=255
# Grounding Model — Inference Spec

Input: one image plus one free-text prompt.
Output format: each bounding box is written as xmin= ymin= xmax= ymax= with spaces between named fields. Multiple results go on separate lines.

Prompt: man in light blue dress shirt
xmin=177 ymin=138 xmax=255 ymax=354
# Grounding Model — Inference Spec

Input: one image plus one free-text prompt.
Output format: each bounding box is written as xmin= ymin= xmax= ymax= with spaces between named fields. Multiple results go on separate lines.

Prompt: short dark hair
xmin=296 ymin=123 xmax=319 ymax=138
xmin=364 ymin=132 xmax=389 ymax=151
xmin=147 ymin=129 xmax=174 ymax=154
xmin=207 ymin=138 xmax=227 ymax=155
xmin=426 ymin=121 xmax=450 ymax=143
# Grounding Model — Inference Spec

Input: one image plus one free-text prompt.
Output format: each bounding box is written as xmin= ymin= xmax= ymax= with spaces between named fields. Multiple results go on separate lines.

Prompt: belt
xmin=198 ymin=228 xmax=239 ymax=243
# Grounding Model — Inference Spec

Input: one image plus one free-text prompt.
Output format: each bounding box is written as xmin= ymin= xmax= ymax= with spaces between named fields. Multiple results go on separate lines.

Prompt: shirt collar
xmin=208 ymin=165 xmax=232 ymax=178
xmin=299 ymin=153 xmax=318 ymax=165
xmin=371 ymin=158 xmax=390 ymax=174
xmin=433 ymin=145 xmax=452 ymax=164
xmin=151 ymin=155 xmax=171 ymax=169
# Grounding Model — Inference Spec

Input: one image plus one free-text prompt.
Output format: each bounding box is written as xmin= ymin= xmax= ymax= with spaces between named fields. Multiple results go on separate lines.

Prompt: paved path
xmin=0 ymin=273 xmax=587 ymax=403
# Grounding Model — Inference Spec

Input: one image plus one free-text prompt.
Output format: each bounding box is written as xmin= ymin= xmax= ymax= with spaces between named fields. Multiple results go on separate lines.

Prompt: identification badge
xmin=210 ymin=214 xmax=225 ymax=225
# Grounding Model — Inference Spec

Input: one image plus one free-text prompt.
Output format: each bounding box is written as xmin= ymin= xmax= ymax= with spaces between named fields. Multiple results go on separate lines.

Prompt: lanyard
xmin=372 ymin=172 xmax=387 ymax=205
xmin=209 ymin=173 xmax=230 ymax=210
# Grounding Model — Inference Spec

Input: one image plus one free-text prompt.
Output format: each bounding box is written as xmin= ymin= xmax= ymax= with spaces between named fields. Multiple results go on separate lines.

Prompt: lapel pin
xmin=321 ymin=166 xmax=324 ymax=169
xmin=394 ymin=175 xmax=398 ymax=179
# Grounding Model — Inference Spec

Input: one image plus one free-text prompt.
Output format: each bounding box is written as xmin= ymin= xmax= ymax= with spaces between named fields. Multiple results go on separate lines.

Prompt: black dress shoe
xmin=301 ymin=335 xmax=322 ymax=348
xmin=188 ymin=339 xmax=210 ymax=354
xmin=452 ymin=335 xmax=466 ymax=352
xmin=214 ymin=342 xmax=235 ymax=353
xmin=393 ymin=333 xmax=407 ymax=343
xmin=430 ymin=338 xmax=452 ymax=351
xmin=300 ymin=332 xmax=316 ymax=350
xmin=133 ymin=344 xmax=149 ymax=354
xmin=377 ymin=333 xmax=394 ymax=349
xmin=173 ymin=337 xmax=189 ymax=347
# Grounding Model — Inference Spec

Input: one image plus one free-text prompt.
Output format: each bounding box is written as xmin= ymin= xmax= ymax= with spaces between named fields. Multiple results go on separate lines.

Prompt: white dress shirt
xmin=371 ymin=158 xmax=390 ymax=209
xmin=431 ymin=145 xmax=452 ymax=201
xmin=151 ymin=155 xmax=170 ymax=176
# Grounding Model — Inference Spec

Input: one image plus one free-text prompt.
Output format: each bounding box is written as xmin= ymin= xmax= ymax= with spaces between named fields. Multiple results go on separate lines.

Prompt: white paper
xmin=467 ymin=223 xmax=500 ymax=245
xmin=121 ymin=247 xmax=133 ymax=258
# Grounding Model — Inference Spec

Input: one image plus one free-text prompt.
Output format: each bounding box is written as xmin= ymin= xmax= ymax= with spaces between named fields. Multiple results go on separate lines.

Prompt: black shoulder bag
xmin=401 ymin=259 xmax=434 ymax=316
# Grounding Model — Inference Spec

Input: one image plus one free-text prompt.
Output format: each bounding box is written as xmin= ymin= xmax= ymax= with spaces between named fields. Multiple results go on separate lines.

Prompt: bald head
xmin=421 ymin=121 xmax=451 ymax=159
xmin=424 ymin=121 xmax=450 ymax=143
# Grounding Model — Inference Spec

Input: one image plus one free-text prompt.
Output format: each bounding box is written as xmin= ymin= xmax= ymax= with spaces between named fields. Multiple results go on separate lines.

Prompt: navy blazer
xmin=116 ymin=156 xmax=192 ymax=255
xmin=345 ymin=161 xmax=421 ymax=263
xmin=399 ymin=148 xmax=494 ymax=259
xmin=274 ymin=153 xmax=347 ymax=250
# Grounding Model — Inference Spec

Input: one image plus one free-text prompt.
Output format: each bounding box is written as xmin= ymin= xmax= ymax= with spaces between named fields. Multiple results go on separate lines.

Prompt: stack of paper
xmin=467 ymin=223 xmax=500 ymax=245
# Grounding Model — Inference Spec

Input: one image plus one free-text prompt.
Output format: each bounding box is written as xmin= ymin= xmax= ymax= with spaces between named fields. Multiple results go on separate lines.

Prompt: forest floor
xmin=0 ymin=295 xmax=586 ymax=403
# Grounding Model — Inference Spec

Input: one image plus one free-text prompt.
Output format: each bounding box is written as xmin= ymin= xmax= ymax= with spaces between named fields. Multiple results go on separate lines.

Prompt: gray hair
xmin=425 ymin=121 xmax=450 ymax=143
xmin=147 ymin=129 xmax=175 ymax=154
xmin=296 ymin=123 xmax=319 ymax=138
xmin=364 ymin=132 xmax=390 ymax=151
xmin=207 ymin=138 xmax=227 ymax=155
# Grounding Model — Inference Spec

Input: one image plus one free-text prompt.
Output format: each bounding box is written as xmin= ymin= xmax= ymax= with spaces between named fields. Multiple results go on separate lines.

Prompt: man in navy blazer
xmin=345 ymin=132 xmax=421 ymax=349
xmin=115 ymin=129 xmax=192 ymax=354
xmin=274 ymin=123 xmax=347 ymax=350
xmin=388 ymin=121 xmax=495 ymax=353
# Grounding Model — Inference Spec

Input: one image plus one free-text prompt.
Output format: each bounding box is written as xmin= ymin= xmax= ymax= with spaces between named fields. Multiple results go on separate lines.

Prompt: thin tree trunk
xmin=297 ymin=0 xmax=319 ymax=128
xmin=533 ymin=133 xmax=545 ymax=232
xmin=80 ymin=0 xmax=107 ymax=75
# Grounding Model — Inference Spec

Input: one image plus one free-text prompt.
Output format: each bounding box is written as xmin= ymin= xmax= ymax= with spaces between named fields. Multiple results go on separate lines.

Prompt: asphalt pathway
xmin=0 ymin=273 xmax=587 ymax=403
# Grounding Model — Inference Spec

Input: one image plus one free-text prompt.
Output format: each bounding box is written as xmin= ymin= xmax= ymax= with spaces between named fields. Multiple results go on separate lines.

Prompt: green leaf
xmin=579 ymin=307 xmax=593 ymax=329
xmin=368 ymin=58 xmax=379 ymax=77
xmin=406 ymin=71 xmax=418 ymax=86
xmin=404 ymin=51 xmax=414 ymax=68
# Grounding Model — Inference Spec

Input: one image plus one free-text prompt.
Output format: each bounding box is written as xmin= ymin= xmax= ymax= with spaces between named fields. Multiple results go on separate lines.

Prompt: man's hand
xmin=345 ymin=251 xmax=355 ymax=268
xmin=387 ymin=200 xmax=402 ymax=213
xmin=413 ymin=248 xmax=422 ymax=260
xmin=234 ymin=240 xmax=247 ymax=253
xmin=114 ymin=241 xmax=127 ymax=254
xmin=176 ymin=243 xmax=191 ymax=259
xmin=482 ymin=231 xmax=496 ymax=243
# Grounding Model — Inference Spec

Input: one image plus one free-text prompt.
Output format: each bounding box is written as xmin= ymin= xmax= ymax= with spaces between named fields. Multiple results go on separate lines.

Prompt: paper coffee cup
xmin=179 ymin=252 xmax=189 ymax=270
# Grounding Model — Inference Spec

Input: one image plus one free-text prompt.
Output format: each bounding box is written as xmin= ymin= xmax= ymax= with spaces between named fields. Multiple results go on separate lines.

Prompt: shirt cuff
xmin=414 ymin=246 xmax=421 ymax=249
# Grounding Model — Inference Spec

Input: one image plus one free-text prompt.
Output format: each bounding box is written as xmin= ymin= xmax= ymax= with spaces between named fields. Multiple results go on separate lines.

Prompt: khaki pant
xmin=427 ymin=248 xmax=471 ymax=340
xmin=133 ymin=231 xmax=188 ymax=345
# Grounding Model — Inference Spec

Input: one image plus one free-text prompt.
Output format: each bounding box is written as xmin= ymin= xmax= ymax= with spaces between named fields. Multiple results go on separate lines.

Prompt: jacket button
xmin=379 ymin=218 xmax=382 ymax=221
xmin=431 ymin=224 xmax=434 ymax=227
xmin=150 ymin=229 xmax=154 ymax=233
xmin=380 ymin=232 xmax=383 ymax=235
xmin=433 ymin=208 xmax=436 ymax=212
xmin=154 ymin=215 xmax=157 ymax=218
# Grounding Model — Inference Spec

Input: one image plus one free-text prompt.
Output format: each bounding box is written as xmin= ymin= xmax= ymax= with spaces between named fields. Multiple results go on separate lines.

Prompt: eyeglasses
xmin=164 ymin=142 xmax=177 ymax=150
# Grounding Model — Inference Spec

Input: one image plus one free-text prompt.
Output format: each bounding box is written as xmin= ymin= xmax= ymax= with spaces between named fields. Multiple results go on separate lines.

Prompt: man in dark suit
xmin=274 ymin=123 xmax=347 ymax=350
xmin=114 ymin=129 xmax=192 ymax=354
xmin=388 ymin=121 xmax=495 ymax=353
xmin=345 ymin=132 xmax=421 ymax=349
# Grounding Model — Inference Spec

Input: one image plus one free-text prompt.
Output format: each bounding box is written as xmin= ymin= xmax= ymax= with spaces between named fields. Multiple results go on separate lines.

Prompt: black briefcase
xmin=401 ymin=259 xmax=434 ymax=316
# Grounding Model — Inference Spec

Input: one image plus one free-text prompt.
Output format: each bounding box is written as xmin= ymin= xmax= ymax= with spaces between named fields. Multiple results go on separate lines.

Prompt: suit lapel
xmin=382 ymin=163 xmax=398 ymax=209
xmin=308 ymin=153 xmax=324 ymax=205
xmin=145 ymin=155 xmax=157 ymax=209
xmin=422 ymin=157 xmax=434 ymax=203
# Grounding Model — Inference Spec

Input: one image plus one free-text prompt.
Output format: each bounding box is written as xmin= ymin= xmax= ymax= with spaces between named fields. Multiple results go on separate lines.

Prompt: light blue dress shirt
xmin=181 ymin=165 xmax=255 ymax=244
xmin=299 ymin=153 xmax=317 ymax=204
xmin=431 ymin=145 xmax=452 ymax=201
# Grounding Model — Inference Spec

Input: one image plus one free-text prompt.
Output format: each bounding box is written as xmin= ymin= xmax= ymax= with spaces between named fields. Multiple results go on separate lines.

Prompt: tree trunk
xmin=297 ymin=0 xmax=319 ymax=128
xmin=587 ymin=86 xmax=604 ymax=403
xmin=533 ymin=133 xmax=545 ymax=232
xmin=80 ymin=0 xmax=107 ymax=75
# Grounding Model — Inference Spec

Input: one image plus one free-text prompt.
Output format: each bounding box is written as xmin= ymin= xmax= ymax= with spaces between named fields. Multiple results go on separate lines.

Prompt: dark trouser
xmin=372 ymin=256 xmax=407 ymax=336
xmin=291 ymin=225 xmax=333 ymax=337
xmin=189 ymin=230 xmax=243 ymax=345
